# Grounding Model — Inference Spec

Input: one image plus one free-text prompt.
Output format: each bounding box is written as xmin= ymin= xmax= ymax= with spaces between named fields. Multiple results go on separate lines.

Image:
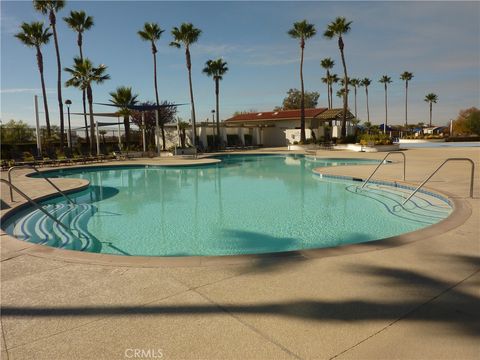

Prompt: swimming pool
xmin=2 ymin=154 xmax=452 ymax=256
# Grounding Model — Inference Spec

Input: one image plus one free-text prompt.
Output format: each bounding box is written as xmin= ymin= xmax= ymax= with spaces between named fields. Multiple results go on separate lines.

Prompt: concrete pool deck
xmin=1 ymin=147 xmax=479 ymax=359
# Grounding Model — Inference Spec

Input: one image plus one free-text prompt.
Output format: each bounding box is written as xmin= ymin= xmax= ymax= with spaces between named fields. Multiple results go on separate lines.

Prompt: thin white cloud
xmin=0 ymin=88 xmax=56 ymax=94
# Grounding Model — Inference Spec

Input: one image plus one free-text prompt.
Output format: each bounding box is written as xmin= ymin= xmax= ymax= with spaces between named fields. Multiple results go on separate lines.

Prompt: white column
xmin=199 ymin=125 xmax=208 ymax=149
xmin=220 ymin=126 xmax=227 ymax=146
xmin=238 ymin=127 xmax=245 ymax=145
xmin=252 ymin=127 xmax=260 ymax=145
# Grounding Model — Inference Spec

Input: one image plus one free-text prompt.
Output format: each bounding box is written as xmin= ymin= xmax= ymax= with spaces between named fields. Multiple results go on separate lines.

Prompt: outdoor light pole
xmin=34 ymin=95 xmax=42 ymax=156
xmin=65 ymin=99 xmax=72 ymax=150
xmin=142 ymin=112 xmax=146 ymax=153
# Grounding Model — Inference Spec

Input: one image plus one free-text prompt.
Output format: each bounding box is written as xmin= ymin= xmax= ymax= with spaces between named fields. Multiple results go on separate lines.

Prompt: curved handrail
xmin=402 ymin=158 xmax=475 ymax=205
xmin=1 ymin=179 xmax=72 ymax=234
xmin=361 ymin=151 xmax=406 ymax=189
xmin=8 ymin=165 xmax=75 ymax=205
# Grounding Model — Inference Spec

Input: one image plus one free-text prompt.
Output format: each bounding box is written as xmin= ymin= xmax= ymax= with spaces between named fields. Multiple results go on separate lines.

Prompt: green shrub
xmin=360 ymin=133 xmax=393 ymax=145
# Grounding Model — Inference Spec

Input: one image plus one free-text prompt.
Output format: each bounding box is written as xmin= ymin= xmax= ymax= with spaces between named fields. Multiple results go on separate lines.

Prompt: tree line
xmin=15 ymin=1 xmax=229 ymax=154
xmin=288 ymin=17 xmax=441 ymax=142
xmin=15 ymin=3 xmax=447 ymax=153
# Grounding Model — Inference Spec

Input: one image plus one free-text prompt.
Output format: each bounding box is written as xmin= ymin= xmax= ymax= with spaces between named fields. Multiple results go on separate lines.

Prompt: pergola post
xmin=117 ymin=117 xmax=122 ymax=150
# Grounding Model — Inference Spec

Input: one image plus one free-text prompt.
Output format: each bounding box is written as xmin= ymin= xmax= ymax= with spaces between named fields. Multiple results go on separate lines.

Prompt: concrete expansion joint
xmin=192 ymin=287 xmax=304 ymax=360
xmin=329 ymin=268 xmax=480 ymax=360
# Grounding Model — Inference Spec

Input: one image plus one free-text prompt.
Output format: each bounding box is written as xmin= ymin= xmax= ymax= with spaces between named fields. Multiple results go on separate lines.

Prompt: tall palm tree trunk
xmin=326 ymin=70 xmax=331 ymax=109
xmin=215 ymin=78 xmax=220 ymax=148
xmin=123 ymin=115 xmax=130 ymax=149
xmin=186 ymin=48 xmax=197 ymax=150
xmin=299 ymin=40 xmax=306 ymax=142
xmin=153 ymin=50 xmax=166 ymax=150
xmin=429 ymin=102 xmax=432 ymax=126
xmin=339 ymin=36 xmax=348 ymax=138
xmin=329 ymin=84 xmax=334 ymax=109
xmin=78 ymin=35 xmax=90 ymax=149
xmin=384 ymin=84 xmax=388 ymax=134
xmin=405 ymin=82 xmax=408 ymax=127
xmin=365 ymin=88 xmax=370 ymax=122
xmin=354 ymin=86 xmax=357 ymax=118
xmin=87 ymin=85 xmax=95 ymax=154
xmin=36 ymin=46 xmax=51 ymax=138
xmin=50 ymin=14 xmax=64 ymax=149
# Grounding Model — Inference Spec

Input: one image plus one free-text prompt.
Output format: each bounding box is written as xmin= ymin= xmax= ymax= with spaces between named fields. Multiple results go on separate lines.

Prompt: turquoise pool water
xmin=3 ymin=155 xmax=452 ymax=256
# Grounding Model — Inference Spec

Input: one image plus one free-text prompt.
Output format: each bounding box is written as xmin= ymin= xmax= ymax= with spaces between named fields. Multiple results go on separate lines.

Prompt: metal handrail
xmin=361 ymin=152 xmax=406 ymax=189
xmin=402 ymin=158 xmax=475 ymax=205
xmin=8 ymin=165 xmax=75 ymax=205
xmin=0 ymin=179 xmax=75 ymax=236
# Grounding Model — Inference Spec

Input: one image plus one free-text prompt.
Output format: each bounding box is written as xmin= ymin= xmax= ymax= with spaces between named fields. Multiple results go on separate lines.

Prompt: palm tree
xmin=329 ymin=74 xmax=340 ymax=108
xmin=109 ymin=87 xmax=139 ymax=150
xmin=34 ymin=0 xmax=66 ymax=149
xmin=349 ymin=78 xmax=360 ymax=118
xmin=400 ymin=71 xmax=414 ymax=127
xmin=424 ymin=93 xmax=438 ymax=126
xmin=64 ymin=10 xmax=94 ymax=148
xmin=288 ymin=20 xmax=316 ymax=142
xmin=320 ymin=58 xmax=335 ymax=108
xmin=324 ymin=17 xmax=352 ymax=138
xmin=138 ymin=22 xmax=166 ymax=149
xmin=170 ymin=23 xmax=202 ymax=152
xmin=379 ymin=75 xmax=392 ymax=134
xmin=178 ymin=120 xmax=189 ymax=148
xmin=15 ymin=22 xmax=53 ymax=138
xmin=360 ymin=78 xmax=371 ymax=122
xmin=202 ymin=58 xmax=229 ymax=148
xmin=64 ymin=57 xmax=110 ymax=154
xmin=336 ymin=87 xmax=349 ymax=100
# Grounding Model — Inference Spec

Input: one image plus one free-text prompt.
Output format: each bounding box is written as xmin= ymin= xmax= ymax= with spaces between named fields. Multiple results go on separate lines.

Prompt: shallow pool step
xmin=13 ymin=203 xmax=98 ymax=251
xmin=345 ymin=184 xmax=451 ymax=225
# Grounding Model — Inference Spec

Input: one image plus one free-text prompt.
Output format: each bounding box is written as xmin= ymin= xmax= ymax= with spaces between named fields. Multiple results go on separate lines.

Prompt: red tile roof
xmin=225 ymin=108 xmax=328 ymax=122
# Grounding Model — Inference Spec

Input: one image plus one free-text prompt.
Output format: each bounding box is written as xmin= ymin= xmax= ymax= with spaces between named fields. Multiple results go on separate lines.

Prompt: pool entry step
xmin=12 ymin=203 xmax=100 ymax=251
xmin=346 ymin=184 xmax=451 ymax=225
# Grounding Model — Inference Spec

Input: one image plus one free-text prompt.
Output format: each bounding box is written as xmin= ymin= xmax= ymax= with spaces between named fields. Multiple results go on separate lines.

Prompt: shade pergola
xmin=70 ymin=112 xmax=130 ymax=154
xmin=94 ymin=102 xmax=188 ymax=154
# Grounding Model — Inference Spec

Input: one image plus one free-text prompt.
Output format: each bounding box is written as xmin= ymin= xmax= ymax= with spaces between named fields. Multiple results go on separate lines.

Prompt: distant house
xmin=223 ymin=108 xmax=355 ymax=146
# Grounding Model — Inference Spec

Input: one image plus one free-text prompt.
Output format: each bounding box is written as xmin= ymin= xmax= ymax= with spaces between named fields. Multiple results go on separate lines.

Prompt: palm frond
xmin=63 ymin=10 xmax=94 ymax=32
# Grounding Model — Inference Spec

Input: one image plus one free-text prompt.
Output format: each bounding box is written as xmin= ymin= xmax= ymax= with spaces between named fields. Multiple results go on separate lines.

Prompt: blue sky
xmin=1 ymin=1 xmax=479 ymax=129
